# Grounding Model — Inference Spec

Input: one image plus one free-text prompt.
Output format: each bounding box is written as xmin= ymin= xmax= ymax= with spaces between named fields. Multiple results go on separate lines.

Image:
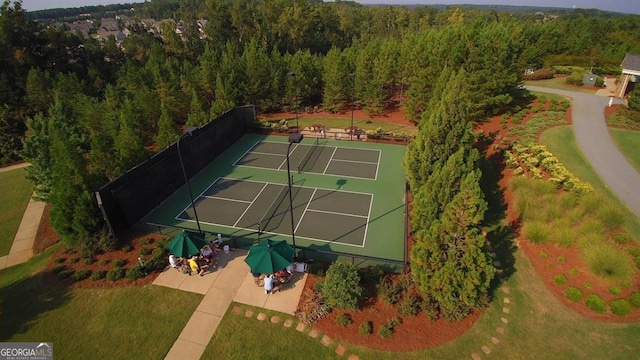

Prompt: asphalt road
xmin=527 ymin=86 xmax=640 ymax=219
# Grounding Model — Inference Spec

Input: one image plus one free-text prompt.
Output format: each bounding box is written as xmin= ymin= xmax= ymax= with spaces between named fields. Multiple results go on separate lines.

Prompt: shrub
xmin=97 ymin=230 xmax=118 ymax=252
xmin=91 ymin=270 xmax=106 ymax=281
xmin=57 ymin=269 xmax=74 ymax=279
xmin=309 ymin=262 xmax=327 ymax=276
xmin=558 ymin=256 xmax=565 ymax=263
xmin=84 ymin=257 xmax=94 ymax=265
xmin=51 ymin=265 xmax=66 ymax=274
xmin=554 ymin=274 xmax=567 ymax=285
xmin=539 ymin=250 xmax=548 ymax=259
xmin=566 ymin=73 xmax=584 ymax=86
xmin=523 ymin=221 xmax=552 ymax=244
xmin=397 ymin=293 xmax=420 ymax=317
xmin=569 ymin=268 xmax=579 ymax=276
xmin=146 ymin=256 xmax=168 ymax=272
xmin=336 ymin=313 xmax=353 ymax=327
xmin=69 ymin=257 xmax=79 ymax=264
xmin=621 ymin=279 xmax=632 ymax=288
xmin=358 ymin=321 xmax=373 ymax=335
xmin=378 ymin=323 xmax=393 ymax=339
xmin=585 ymin=294 xmax=606 ymax=314
xmin=114 ymin=259 xmax=127 ymax=268
xmin=359 ymin=265 xmax=385 ymax=285
xmin=295 ymin=292 xmax=331 ymax=325
xmin=139 ymin=247 xmax=153 ymax=256
xmin=596 ymin=205 xmax=625 ymax=231
xmin=630 ymin=292 xmax=640 ymax=308
xmin=523 ymin=68 xmax=554 ymax=80
xmin=54 ymin=257 xmax=66 ymax=264
xmin=107 ymin=268 xmax=125 ymax=282
xmin=140 ymin=237 xmax=153 ymax=245
xmin=99 ymin=259 xmax=110 ymax=266
xmin=420 ymin=295 xmax=441 ymax=321
xmin=378 ymin=276 xmax=404 ymax=306
xmin=609 ymin=299 xmax=631 ymax=316
xmin=585 ymin=282 xmax=592 ymax=289
xmin=126 ymin=266 xmax=146 ymax=281
xmin=318 ymin=262 xmax=363 ymax=311
xmin=583 ymin=244 xmax=636 ymax=281
xmin=613 ymin=232 xmax=631 ymax=244
xmin=565 ymin=287 xmax=583 ymax=302
xmin=122 ymin=245 xmax=133 ymax=253
xmin=73 ymin=270 xmax=92 ymax=281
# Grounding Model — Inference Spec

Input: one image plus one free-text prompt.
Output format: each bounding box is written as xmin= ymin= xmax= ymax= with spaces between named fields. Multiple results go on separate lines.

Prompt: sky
xmin=18 ymin=0 xmax=640 ymax=15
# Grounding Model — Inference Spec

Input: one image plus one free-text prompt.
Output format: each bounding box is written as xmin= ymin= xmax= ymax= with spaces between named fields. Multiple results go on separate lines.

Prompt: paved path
xmin=0 ymin=163 xmax=45 ymax=270
xmin=526 ymin=85 xmax=640 ymax=219
xmin=153 ymin=248 xmax=307 ymax=359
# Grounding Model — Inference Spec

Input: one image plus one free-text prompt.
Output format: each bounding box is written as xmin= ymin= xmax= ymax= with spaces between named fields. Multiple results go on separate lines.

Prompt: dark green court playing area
xmin=142 ymin=134 xmax=406 ymax=263
xmin=177 ymin=178 xmax=372 ymax=246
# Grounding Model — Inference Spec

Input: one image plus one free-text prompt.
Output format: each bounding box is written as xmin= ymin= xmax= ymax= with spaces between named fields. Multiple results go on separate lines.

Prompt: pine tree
xmin=155 ymin=102 xmax=180 ymax=149
xmin=322 ymin=46 xmax=350 ymax=113
xmin=22 ymin=113 xmax=52 ymax=201
xmin=186 ymin=89 xmax=208 ymax=127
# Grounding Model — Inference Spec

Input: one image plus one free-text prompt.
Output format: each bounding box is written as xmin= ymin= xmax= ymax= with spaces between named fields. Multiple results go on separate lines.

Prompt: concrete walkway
xmin=153 ymin=248 xmax=307 ymax=360
xmin=526 ymin=85 xmax=640 ymax=219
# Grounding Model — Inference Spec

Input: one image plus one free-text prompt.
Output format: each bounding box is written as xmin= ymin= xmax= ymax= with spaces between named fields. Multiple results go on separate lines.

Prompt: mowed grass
xmin=0 ymin=245 xmax=203 ymax=359
xmin=540 ymin=126 xmax=640 ymax=241
xmin=0 ymin=167 xmax=34 ymax=256
xmin=525 ymin=77 xmax=598 ymax=94
xmin=609 ymin=128 xmax=640 ymax=173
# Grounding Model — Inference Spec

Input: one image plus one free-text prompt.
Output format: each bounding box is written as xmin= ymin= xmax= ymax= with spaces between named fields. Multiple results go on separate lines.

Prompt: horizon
xmin=18 ymin=0 xmax=640 ymax=15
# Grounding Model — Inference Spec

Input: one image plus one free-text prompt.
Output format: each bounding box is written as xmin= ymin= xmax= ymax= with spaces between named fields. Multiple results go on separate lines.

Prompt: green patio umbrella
xmin=244 ymin=239 xmax=294 ymax=275
xmin=168 ymin=231 xmax=208 ymax=258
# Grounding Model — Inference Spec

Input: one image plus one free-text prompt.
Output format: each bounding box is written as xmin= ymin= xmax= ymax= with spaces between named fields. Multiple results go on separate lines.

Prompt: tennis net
xmin=298 ymin=137 xmax=321 ymax=173
xmin=258 ymin=185 xmax=289 ymax=233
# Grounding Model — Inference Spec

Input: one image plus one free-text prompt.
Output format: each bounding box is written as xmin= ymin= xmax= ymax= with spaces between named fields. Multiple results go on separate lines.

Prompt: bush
xmin=146 ymin=256 xmax=168 ymax=272
xmin=126 ymin=266 xmax=146 ymax=281
xmin=378 ymin=323 xmax=393 ymax=339
xmin=566 ymin=73 xmax=584 ymax=86
xmin=99 ymin=259 xmax=110 ymax=266
xmin=309 ymin=262 xmax=327 ymax=276
xmin=295 ymin=292 xmax=331 ymax=325
xmin=523 ymin=222 xmax=552 ymax=244
xmin=122 ymin=245 xmax=133 ymax=253
xmin=69 ymin=257 xmax=79 ymax=264
xmin=583 ymin=244 xmax=636 ymax=281
xmin=359 ymin=265 xmax=384 ymax=285
xmin=558 ymin=256 xmax=565 ymax=263
xmin=140 ymin=237 xmax=154 ymax=245
xmin=73 ymin=270 xmax=92 ymax=281
xmin=378 ymin=276 xmax=404 ymax=306
xmin=114 ymin=259 xmax=127 ymax=268
xmin=139 ymin=247 xmax=153 ymax=256
xmin=629 ymin=292 xmax=640 ymax=308
xmin=565 ymin=287 xmax=583 ymax=302
xmin=420 ymin=295 xmax=441 ymax=321
xmin=554 ymin=274 xmax=568 ymax=285
xmin=57 ymin=269 xmax=74 ymax=279
xmin=539 ymin=250 xmax=548 ymax=259
xmin=358 ymin=321 xmax=373 ymax=335
xmin=523 ymin=68 xmax=554 ymax=80
xmin=84 ymin=257 xmax=94 ymax=265
xmin=596 ymin=205 xmax=625 ymax=231
xmin=54 ymin=257 xmax=66 ymax=264
xmin=51 ymin=265 xmax=66 ymax=274
xmin=585 ymin=294 xmax=606 ymax=314
xmin=107 ymin=268 xmax=125 ymax=282
xmin=317 ymin=262 xmax=363 ymax=311
xmin=336 ymin=313 xmax=353 ymax=327
xmin=609 ymin=299 xmax=631 ymax=316
xmin=97 ymin=230 xmax=118 ymax=252
xmin=398 ymin=293 xmax=420 ymax=316
xmin=609 ymin=286 xmax=621 ymax=295
xmin=613 ymin=232 xmax=631 ymax=244
xmin=91 ymin=270 xmax=106 ymax=281
xmin=569 ymin=268 xmax=579 ymax=276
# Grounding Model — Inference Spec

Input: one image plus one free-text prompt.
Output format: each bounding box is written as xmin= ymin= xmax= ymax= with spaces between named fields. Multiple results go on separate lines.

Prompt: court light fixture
xmin=178 ymin=126 xmax=203 ymax=235
xmin=348 ymin=72 xmax=355 ymax=140
xmin=286 ymin=133 xmax=304 ymax=252
xmin=287 ymin=71 xmax=299 ymax=130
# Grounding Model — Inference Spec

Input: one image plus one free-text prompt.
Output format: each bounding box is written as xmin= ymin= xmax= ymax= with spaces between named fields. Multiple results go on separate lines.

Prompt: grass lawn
xmin=525 ymin=77 xmax=598 ymax=94
xmin=0 ymin=167 xmax=34 ymax=256
xmin=0 ymin=244 xmax=203 ymax=359
xmin=529 ymin=91 xmax=569 ymax=103
xmin=540 ymin=126 xmax=640 ymax=242
xmin=609 ymin=128 xmax=640 ymax=173
xmin=262 ymin=116 xmax=418 ymax=136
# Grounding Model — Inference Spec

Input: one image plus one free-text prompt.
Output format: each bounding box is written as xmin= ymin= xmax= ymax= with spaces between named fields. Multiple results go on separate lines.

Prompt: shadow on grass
xmin=0 ymin=272 xmax=72 ymax=341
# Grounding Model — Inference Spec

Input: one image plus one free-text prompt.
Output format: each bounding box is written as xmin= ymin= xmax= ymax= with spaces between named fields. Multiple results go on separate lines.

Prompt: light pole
xmin=286 ymin=133 xmax=304 ymax=252
xmin=177 ymin=126 xmax=203 ymax=235
xmin=348 ymin=72 xmax=355 ymax=140
xmin=287 ymin=71 xmax=299 ymax=130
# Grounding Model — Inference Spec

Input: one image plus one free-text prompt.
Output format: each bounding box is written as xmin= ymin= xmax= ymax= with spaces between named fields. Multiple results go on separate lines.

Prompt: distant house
xmin=619 ymin=53 xmax=640 ymax=97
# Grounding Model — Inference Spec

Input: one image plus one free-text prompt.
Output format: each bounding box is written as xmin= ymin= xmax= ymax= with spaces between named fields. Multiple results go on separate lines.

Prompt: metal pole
xmin=348 ymin=73 xmax=355 ymax=140
xmin=178 ymin=133 xmax=202 ymax=234
xmin=286 ymin=141 xmax=296 ymax=251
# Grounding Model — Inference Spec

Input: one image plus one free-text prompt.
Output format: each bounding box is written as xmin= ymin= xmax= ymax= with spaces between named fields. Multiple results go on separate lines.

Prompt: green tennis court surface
xmin=177 ymin=178 xmax=372 ymax=247
xmin=142 ymin=134 xmax=406 ymax=262
xmin=234 ymin=140 xmax=380 ymax=180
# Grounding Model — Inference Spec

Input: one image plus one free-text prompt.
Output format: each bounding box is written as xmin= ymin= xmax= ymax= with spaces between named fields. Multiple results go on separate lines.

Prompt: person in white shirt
xmin=168 ymin=254 xmax=183 ymax=271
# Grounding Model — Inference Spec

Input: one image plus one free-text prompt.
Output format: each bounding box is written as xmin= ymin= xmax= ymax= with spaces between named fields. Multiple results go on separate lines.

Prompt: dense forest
xmin=2 ymin=0 xmax=640 ymax=319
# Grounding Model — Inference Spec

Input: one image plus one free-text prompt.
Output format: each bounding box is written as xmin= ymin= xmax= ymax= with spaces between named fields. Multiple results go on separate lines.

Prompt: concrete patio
xmin=153 ymin=246 xmax=307 ymax=360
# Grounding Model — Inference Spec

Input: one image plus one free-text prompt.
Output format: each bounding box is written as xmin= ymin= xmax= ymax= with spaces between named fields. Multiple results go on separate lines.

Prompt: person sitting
xmin=188 ymin=256 xmax=206 ymax=276
xmin=275 ymin=269 xmax=292 ymax=284
xmin=200 ymin=245 xmax=217 ymax=268
xmin=168 ymin=254 xmax=183 ymax=272
xmin=264 ymin=274 xmax=280 ymax=294
xmin=252 ymin=272 xmax=265 ymax=287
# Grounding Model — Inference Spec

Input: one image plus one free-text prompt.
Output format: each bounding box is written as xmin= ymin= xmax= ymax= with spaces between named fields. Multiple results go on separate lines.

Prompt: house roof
xmin=621 ymin=53 xmax=640 ymax=72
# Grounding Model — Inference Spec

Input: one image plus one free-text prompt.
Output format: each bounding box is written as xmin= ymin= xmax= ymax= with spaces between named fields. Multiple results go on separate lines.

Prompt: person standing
xmin=264 ymin=274 xmax=279 ymax=294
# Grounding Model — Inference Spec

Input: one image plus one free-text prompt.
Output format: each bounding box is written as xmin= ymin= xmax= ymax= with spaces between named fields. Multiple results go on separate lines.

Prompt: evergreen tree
xmin=155 ymin=102 xmax=180 ymax=149
xmin=22 ymin=113 xmax=52 ymax=201
xmin=186 ymin=89 xmax=208 ymax=127
xmin=322 ymin=46 xmax=350 ymax=113
xmin=115 ymin=99 xmax=150 ymax=172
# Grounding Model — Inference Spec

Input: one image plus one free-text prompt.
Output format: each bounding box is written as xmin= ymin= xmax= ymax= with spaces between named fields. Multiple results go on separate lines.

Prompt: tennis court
xmin=233 ymin=140 xmax=380 ymax=180
xmin=176 ymin=178 xmax=372 ymax=247
xmin=142 ymin=134 xmax=406 ymax=263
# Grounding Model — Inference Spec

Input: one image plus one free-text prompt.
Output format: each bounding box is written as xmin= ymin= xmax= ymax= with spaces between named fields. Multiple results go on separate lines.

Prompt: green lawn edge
xmin=0 ymin=167 xmax=34 ymax=256
xmin=609 ymin=127 xmax=640 ymax=173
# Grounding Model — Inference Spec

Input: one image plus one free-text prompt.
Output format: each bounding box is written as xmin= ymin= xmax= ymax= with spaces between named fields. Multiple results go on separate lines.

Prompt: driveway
xmin=526 ymin=86 xmax=640 ymax=219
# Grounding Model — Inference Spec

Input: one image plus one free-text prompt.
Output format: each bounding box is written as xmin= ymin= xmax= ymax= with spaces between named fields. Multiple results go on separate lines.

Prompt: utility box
xmin=583 ymin=74 xmax=598 ymax=86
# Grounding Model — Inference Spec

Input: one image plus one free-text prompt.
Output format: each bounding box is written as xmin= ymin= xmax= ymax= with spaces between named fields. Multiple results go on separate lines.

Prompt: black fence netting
xmin=96 ymin=106 xmax=256 ymax=236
